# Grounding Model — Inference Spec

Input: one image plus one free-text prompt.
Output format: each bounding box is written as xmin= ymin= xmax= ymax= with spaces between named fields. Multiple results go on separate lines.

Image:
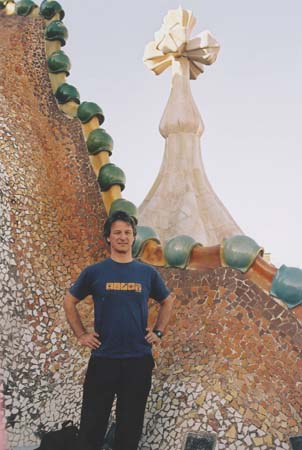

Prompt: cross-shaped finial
xmin=144 ymin=6 xmax=220 ymax=80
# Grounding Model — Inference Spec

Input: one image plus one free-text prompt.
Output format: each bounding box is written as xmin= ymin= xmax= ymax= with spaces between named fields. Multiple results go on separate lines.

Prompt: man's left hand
xmin=145 ymin=328 xmax=161 ymax=345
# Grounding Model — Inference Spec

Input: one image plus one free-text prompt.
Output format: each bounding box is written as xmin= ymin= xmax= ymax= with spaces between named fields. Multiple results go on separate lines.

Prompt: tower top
xmin=143 ymin=6 xmax=220 ymax=80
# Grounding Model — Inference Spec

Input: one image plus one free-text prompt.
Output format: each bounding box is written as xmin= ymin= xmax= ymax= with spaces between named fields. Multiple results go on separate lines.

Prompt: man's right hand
xmin=77 ymin=332 xmax=101 ymax=349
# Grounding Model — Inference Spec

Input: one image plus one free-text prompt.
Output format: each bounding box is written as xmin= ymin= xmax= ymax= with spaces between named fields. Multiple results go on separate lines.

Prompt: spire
xmin=139 ymin=7 xmax=242 ymax=245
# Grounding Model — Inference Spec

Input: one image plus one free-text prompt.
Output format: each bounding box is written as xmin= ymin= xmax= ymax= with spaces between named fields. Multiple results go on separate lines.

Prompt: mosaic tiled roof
xmin=3 ymin=0 xmax=298 ymax=313
xmin=0 ymin=3 xmax=302 ymax=449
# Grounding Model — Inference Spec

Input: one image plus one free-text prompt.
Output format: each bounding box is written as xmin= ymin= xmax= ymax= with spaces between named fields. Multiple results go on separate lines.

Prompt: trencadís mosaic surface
xmin=0 ymin=6 xmax=301 ymax=450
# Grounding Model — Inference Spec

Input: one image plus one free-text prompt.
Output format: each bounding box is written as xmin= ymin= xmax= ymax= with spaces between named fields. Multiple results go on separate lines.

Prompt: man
xmin=64 ymin=210 xmax=174 ymax=450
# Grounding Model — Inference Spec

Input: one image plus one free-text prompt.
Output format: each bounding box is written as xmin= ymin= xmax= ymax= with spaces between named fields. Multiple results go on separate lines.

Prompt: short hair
xmin=103 ymin=210 xmax=137 ymax=244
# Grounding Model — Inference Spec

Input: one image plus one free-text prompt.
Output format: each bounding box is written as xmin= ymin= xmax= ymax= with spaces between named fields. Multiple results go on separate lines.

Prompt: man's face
xmin=108 ymin=220 xmax=135 ymax=255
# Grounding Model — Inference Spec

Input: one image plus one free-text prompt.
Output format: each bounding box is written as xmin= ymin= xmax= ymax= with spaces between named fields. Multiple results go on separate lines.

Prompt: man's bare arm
xmin=154 ymin=293 xmax=175 ymax=332
xmin=63 ymin=292 xmax=101 ymax=349
xmin=145 ymin=293 xmax=175 ymax=344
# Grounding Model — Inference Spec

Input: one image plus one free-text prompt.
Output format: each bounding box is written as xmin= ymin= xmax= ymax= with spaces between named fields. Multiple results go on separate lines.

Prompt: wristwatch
xmin=153 ymin=329 xmax=164 ymax=339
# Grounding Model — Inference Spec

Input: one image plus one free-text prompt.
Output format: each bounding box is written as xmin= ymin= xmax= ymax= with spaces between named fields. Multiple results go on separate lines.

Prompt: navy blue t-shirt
xmin=69 ymin=258 xmax=170 ymax=359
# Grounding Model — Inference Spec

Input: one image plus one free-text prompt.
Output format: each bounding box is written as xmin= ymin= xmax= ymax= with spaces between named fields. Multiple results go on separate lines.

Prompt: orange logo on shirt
xmin=106 ymin=282 xmax=142 ymax=293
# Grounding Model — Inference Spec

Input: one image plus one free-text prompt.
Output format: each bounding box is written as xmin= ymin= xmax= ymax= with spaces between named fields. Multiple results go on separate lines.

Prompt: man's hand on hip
xmin=78 ymin=332 xmax=101 ymax=349
xmin=145 ymin=328 xmax=161 ymax=345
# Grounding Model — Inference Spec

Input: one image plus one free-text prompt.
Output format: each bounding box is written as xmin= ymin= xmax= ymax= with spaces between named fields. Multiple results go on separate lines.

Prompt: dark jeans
xmin=79 ymin=355 xmax=154 ymax=450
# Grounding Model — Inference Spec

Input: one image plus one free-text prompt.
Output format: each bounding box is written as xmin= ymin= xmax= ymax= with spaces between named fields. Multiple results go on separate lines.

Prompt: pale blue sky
xmin=61 ymin=0 xmax=302 ymax=268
